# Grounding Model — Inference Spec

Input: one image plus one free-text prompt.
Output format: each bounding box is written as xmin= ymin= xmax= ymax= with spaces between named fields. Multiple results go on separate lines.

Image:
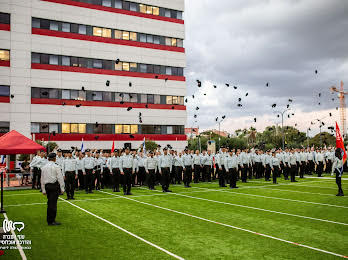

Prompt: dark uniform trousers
xmin=147 ymin=169 xmax=156 ymax=189
xmin=94 ymin=168 xmax=101 ymax=190
xmin=203 ymin=165 xmax=212 ymax=182
xmin=241 ymin=164 xmax=248 ymax=183
xmin=138 ymin=166 xmax=146 ymax=186
xmin=193 ymin=164 xmax=201 ymax=183
xmin=335 ymin=169 xmax=344 ymax=195
xmin=326 ymin=160 xmax=332 ymax=173
xmin=175 ymin=166 xmax=183 ymax=184
xmin=273 ymin=166 xmax=280 ymax=184
xmin=122 ymin=168 xmax=133 ymax=194
xmin=84 ymin=168 xmax=94 ymax=192
xmin=160 ymin=167 xmax=170 ymax=191
xmin=255 ymin=162 xmax=262 ymax=179
xmin=283 ymin=165 xmax=289 ymax=180
xmin=307 ymin=160 xmax=314 ymax=174
xmin=45 ymin=182 xmax=59 ymax=224
xmin=228 ymin=168 xmax=238 ymax=188
xmin=183 ymin=166 xmax=192 ymax=187
xmin=299 ymin=162 xmax=306 ymax=178
xmin=316 ymin=162 xmax=324 ymax=177
xmin=65 ymin=171 xmax=75 ymax=199
xmin=32 ymin=167 xmax=41 ymax=189
xmin=101 ymin=167 xmax=109 ymax=189
xmin=78 ymin=170 xmax=84 ymax=190
xmin=265 ymin=164 xmax=271 ymax=181
xmin=112 ymin=168 xmax=121 ymax=192
xmin=290 ymin=165 xmax=297 ymax=182
xmin=218 ymin=165 xmax=226 ymax=187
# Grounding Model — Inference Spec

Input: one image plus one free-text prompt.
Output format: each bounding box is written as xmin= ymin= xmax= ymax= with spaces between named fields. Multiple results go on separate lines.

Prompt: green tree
xmin=35 ymin=140 xmax=58 ymax=153
xmin=142 ymin=140 xmax=158 ymax=152
xmin=307 ymin=132 xmax=335 ymax=148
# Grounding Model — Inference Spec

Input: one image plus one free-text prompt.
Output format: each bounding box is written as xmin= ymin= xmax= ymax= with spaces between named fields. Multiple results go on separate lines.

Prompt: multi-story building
xmin=0 ymin=0 xmax=187 ymax=151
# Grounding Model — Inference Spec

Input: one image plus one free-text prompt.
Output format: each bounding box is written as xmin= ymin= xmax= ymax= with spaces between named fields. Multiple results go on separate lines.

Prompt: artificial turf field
xmin=1 ymin=175 xmax=347 ymax=260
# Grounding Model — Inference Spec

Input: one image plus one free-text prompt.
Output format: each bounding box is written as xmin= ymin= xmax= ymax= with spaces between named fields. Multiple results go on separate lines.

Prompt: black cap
xmin=113 ymin=149 xmax=118 ymax=153
xmin=48 ymin=153 xmax=56 ymax=159
xmin=163 ymin=147 xmax=168 ymax=151
xmin=57 ymin=149 xmax=62 ymax=152
xmin=86 ymin=149 xmax=90 ymax=152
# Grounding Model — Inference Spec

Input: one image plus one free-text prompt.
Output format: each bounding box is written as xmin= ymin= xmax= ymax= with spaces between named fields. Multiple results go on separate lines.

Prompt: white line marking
xmin=305 ymin=176 xmax=348 ymax=180
xmin=142 ymin=189 xmax=348 ymax=226
xmin=191 ymin=187 xmax=348 ymax=209
xmin=4 ymin=193 xmax=42 ymax=197
xmin=99 ymin=190 xmax=348 ymax=259
xmin=3 ymin=213 xmax=27 ymax=260
xmin=59 ymin=198 xmax=184 ymax=260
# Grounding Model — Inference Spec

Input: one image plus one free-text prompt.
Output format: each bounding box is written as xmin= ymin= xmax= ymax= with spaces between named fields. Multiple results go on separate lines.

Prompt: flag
xmin=111 ymin=139 xmax=115 ymax=152
xmin=335 ymin=122 xmax=347 ymax=163
xmin=142 ymin=137 xmax=146 ymax=153
xmin=81 ymin=138 xmax=85 ymax=153
xmin=0 ymin=155 xmax=5 ymax=164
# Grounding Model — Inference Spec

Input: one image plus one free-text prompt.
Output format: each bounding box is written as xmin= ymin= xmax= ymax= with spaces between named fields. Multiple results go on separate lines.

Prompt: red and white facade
xmin=0 ymin=0 xmax=187 ymax=150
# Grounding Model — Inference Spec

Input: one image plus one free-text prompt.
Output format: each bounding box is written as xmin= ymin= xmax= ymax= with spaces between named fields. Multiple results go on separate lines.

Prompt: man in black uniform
xmin=41 ymin=153 xmax=65 ymax=225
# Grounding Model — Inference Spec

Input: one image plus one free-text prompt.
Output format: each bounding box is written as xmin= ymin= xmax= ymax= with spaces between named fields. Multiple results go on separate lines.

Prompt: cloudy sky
xmin=183 ymin=0 xmax=348 ymax=137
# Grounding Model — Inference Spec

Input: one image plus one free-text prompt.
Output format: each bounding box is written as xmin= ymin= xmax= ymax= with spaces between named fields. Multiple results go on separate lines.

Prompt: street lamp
xmin=216 ymin=117 xmax=225 ymax=149
xmin=274 ymin=109 xmax=290 ymax=150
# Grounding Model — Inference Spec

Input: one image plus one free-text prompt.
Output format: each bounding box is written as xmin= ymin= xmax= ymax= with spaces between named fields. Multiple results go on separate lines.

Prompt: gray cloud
xmin=184 ymin=0 xmax=348 ymax=132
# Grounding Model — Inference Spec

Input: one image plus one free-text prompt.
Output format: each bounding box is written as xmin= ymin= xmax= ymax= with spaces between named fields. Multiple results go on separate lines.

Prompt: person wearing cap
xmin=173 ymin=152 xmax=184 ymax=184
xmin=41 ymin=153 xmax=65 ymax=226
xmin=202 ymin=150 xmax=214 ymax=182
xmin=225 ymin=150 xmax=240 ymax=189
xmin=108 ymin=150 xmax=121 ymax=192
xmin=76 ymin=152 xmax=85 ymax=190
xmin=62 ymin=150 xmax=78 ymax=200
xmin=263 ymin=151 xmax=272 ymax=181
xmin=331 ymin=148 xmax=344 ymax=196
xmin=83 ymin=149 xmax=96 ymax=194
xmin=136 ymin=151 xmax=146 ymax=186
xmin=145 ymin=151 xmax=158 ymax=190
xmin=289 ymin=149 xmax=298 ymax=182
xmin=192 ymin=150 xmax=202 ymax=183
xmin=55 ymin=149 xmax=64 ymax=170
xmin=315 ymin=148 xmax=325 ymax=177
xmin=271 ymin=152 xmax=281 ymax=184
xmin=119 ymin=147 xmax=135 ymax=195
xmin=158 ymin=148 xmax=172 ymax=192
xmin=94 ymin=152 xmax=104 ymax=190
xmin=182 ymin=149 xmax=193 ymax=188
xmin=30 ymin=151 xmax=41 ymax=189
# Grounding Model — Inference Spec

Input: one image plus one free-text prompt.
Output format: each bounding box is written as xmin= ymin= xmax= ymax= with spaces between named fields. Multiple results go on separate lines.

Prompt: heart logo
xmin=13 ymin=222 xmax=25 ymax=232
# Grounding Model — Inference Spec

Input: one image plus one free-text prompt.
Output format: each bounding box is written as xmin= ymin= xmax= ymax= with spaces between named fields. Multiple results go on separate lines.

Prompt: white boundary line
xmin=59 ymin=198 xmax=184 ymax=260
xmin=3 ymin=213 xmax=27 ymax=260
xmin=191 ymin=187 xmax=348 ymax=209
xmin=99 ymin=190 xmax=348 ymax=259
xmin=266 ymin=187 xmax=347 ymax=197
xmin=138 ymin=188 xmax=348 ymax=226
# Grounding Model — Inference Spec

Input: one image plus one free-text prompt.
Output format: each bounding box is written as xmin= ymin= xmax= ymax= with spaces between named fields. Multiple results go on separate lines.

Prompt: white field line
xmin=3 ymin=213 xmax=27 ymax=260
xmin=139 ymin=188 xmax=348 ymax=226
xmin=59 ymin=198 xmax=184 ymax=260
xmin=99 ymin=190 xmax=348 ymax=259
xmin=190 ymin=187 xmax=348 ymax=209
xmin=305 ymin=176 xmax=348 ymax=180
xmin=265 ymin=187 xmax=347 ymax=197
xmin=4 ymin=193 xmax=42 ymax=197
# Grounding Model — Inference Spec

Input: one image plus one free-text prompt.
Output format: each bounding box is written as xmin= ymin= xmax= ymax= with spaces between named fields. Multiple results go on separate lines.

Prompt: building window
xmin=140 ymin=94 xmax=147 ymax=103
xmin=130 ymin=32 xmax=137 ymax=41
xmin=49 ymin=89 xmax=59 ymax=99
xmin=62 ymin=56 xmax=70 ymax=66
xmin=139 ymin=34 xmax=146 ymax=42
xmin=93 ymin=27 xmax=102 ymax=36
xmin=123 ymin=93 xmax=130 ymax=102
xmin=49 ymin=55 xmax=58 ymax=65
xmin=49 ymin=21 xmax=59 ymax=31
xmin=40 ymin=123 xmax=49 ymax=133
xmin=62 ymin=123 xmax=86 ymax=133
xmin=152 ymin=7 xmax=159 ymax=16
xmin=139 ymin=4 xmax=146 ymax=13
xmin=165 ymin=37 xmax=171 ymax=46
xmin=131 ymin=125 xmax=138 ymax=134
xmin=122 ymin=125 xmax=130 ymax=133
xmin=166 ymin=96 xmax=172 ymax=104
xmin=31 ymin=123 xmax=40 ymax=133
xmin=0 ymin=85 xmax=10 ymax=96
xmin=139 ymin=64 xmax=147 ymax=73
xmin=70 ymin=90 xmax=78 ymax=100
xmin=92 ymin=91 xmax=102 ymax=101
xmin=178 ymin=96 xmax=184 ymax=105
xmin=165 ymin=67 xmax=172 ymax=75
xmin=147 ymin=94 xmax=154 ymax=104
xmin=115 ymin=124 xmax=122 ymax=134
xmin=130 ymin=63 xmax=137 ymax=72
xmin=171 ymin=38 xmax=177 ymax=46
xmin=62 ymin=22 xmax=70 ymax=32
xmin=93 ymin=59 xmax=103 ymax=69
xmin=102 ymin=28 xmax=111 ymax=38
xmin=62 ymin=90 xmax=70 ymax=100
xmin=78 ymin=90 xmax=86 ymax=101
xmin=153 ymin=36 xmax=160 ymax=44
xmin=32 ymin=18 xmax=40 ymax=28
xmin=78 ymin=25 xmax=87 ymax=34
xmin=0 ymin=50 xmax=9 ymax=61
xmin=129 ymin=2 xmax=138 ymax=11
xmin=103 ymin=92 xmax=112 ymax=101
xmin=0 ymin=13 xmax=10 ymax=24
xmin=164 ymin=9 xmax=171 ymax=18
xmin=114 ymin=0 xmax=122 ymax=8
xmin=49 ymin=123 xmax=59 ymax=133
xmin=146 ymin=35 xmax=153 ymax=43
xmin=146 ymin=6 xmax=153 ymax=14
xmin=102 ymin=0 xmax=111 ymax=7
xmin=167 ymin=126 xmax=173 ymax=134
xmin=122 ymin=62 xmax=129 ymax=71
xmin=177 ymin=39 xmax=183 ymax=47
xmin=114 ymin=30 xmax=122 ymax=39
xmin=115 ymin=61 xmax=122 ymax=71
xmin=130 ymin=93 xmax=137 ymax=103
xmin=122 ymin=31 xmax=129 ymax=40
xmin=154 ymin=95 xmax=160 ymax=104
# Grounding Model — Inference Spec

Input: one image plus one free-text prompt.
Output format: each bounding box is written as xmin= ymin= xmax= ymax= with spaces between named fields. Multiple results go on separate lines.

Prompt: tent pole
xmin=0 ymin=155 xmax=8 ymax=213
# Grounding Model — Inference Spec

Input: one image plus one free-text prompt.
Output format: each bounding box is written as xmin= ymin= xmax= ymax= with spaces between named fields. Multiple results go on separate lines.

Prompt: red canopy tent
xmin=0 ymin=130 xmax=46 ymax=154
xmin=0 ymin=130 xmax=46 ymax=213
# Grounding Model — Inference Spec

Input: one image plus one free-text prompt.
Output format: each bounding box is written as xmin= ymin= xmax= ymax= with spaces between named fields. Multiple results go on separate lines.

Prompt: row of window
xmin=0 ymin=85 xmax=10 ymax=96
xmin=0 ymin=50 xmax=10 ymax=61
xmin=0 ymin=13 xmax=10 ymax=24
xmin=32 ymin=53 xmax=184 ymax=76
xmin=72 ymin=0 xmax=183 ymax=20
xmin=32 ymin=18 xmax=183 ymax=47
xmin=31 ymin=87 xmax=185 ymax=105
xmin=31 ymin=122 xmax=185 ymax=135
